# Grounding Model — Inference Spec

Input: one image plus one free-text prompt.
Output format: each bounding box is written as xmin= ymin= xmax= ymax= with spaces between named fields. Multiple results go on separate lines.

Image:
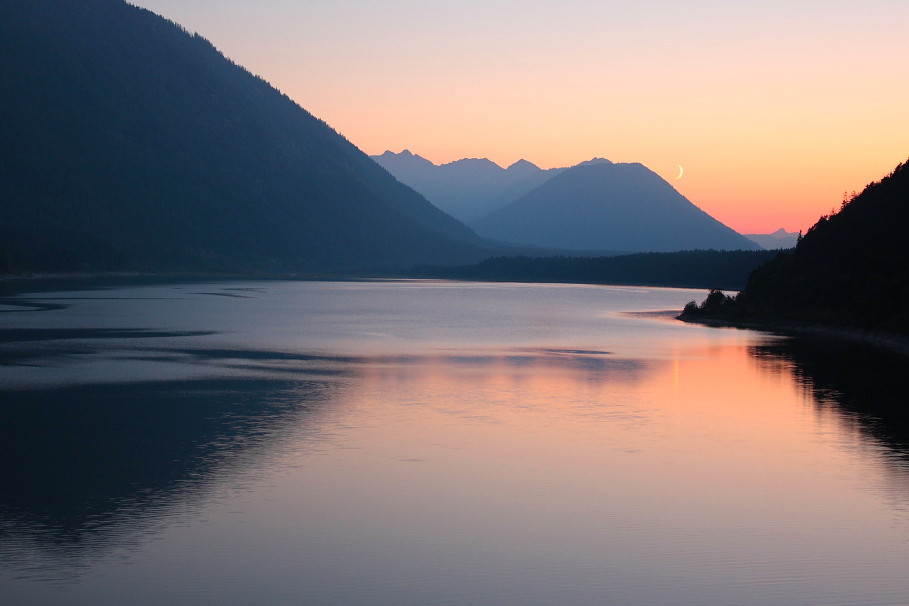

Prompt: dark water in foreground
xmin=1 ymin=280 xmax=908 ymax=605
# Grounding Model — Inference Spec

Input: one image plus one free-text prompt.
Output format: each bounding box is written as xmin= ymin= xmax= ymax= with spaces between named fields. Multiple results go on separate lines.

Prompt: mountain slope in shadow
xmin=372 ymin=150 xmax=568 ymax=223
xmin=470 ymin=162 xmax=759 ymax=252
xmin=0 ymin=0 xmax=488 ymax=273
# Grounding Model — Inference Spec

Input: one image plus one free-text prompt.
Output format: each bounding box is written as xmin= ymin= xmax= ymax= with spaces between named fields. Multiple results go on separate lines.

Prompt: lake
xmin=2 ymin=279 xmax=908 ymax=605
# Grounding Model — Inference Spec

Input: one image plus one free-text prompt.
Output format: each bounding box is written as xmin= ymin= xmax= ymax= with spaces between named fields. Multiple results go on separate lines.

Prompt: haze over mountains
xmin=0 ymin=0 xmax=774 ymax=277
xmin=473 ymin=163 xmax=759 ymax=252
xmin=0 ymin=0 xmax=490 ymax=273
xmin=744 ymin=228 xmax=799 ymax=249
xmin=376 ymin=152 xmax=759 ymax=253
xmin=372 ymin=150 xmax=567 ymax=223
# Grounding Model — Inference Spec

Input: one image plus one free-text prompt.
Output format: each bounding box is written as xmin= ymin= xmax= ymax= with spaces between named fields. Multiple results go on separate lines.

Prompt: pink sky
xmin=132 ymin=0 xmax=908 ymax=234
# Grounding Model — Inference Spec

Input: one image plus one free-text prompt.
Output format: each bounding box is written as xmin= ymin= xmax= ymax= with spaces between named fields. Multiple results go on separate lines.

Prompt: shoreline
xmin=677 ymin=314 xmax=909 ymax=357
xmin=0 ymin=271 xmax=717 ymax=298
xmin=6 ymin=273 xmax=907 ymax=357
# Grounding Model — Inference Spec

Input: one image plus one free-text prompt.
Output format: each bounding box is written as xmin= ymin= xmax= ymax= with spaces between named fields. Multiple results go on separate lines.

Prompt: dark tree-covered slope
xmin=0 ymin=0 xmax=486 ymax=272
xmin=470 ymin=163 xmax=759 ymax=253
xmin=683 ymin=159 xmax=909 ymax=334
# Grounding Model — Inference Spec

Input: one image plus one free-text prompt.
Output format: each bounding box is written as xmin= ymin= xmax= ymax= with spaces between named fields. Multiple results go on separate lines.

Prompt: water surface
xmin=2 ymin=280 xmax=908 ymax=605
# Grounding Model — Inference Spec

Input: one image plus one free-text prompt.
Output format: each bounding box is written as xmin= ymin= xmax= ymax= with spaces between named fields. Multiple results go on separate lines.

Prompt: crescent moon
xmin=675 ymin=165 xmax=684 ymax=180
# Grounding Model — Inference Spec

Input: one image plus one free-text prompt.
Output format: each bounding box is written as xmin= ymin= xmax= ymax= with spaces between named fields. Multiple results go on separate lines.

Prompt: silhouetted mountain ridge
xmin=682 ymin=159 xmax=909 ymax=335
xmin=471 ymin=162 xmax=760 ymax=252
xmin=0 ymin=0 xmax=487 ymax=272
xmin=372 ymin=150 xmax=565 ymax=222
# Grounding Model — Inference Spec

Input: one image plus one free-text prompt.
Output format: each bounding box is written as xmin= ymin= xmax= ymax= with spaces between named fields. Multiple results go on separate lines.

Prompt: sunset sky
xmin=132 ymin=0 xmax=908 ymax=233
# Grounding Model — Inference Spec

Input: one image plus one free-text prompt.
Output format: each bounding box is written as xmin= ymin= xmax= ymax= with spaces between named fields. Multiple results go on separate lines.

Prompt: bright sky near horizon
xmin=131 ymin=0 xmax=908 ymax=233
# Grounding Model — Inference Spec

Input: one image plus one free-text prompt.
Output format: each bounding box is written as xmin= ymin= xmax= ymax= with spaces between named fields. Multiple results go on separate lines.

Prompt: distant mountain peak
xmin=372 ymin=150 xmax=567 ymax=222
xmin=576 ymin=157 xmax=613 ymax=167
xmin=743 ymin=228 xmax=800 ymax=250
xmin=506 ymin=159 xmax=541 ymax=171
xmin=374 ymin=149 xmax=436 ymax=170
xmin=443 ymin=157 xmax=503 ymax=170
xmin=471 ymin=160 xmax=759 ymax=253
xmin=378 ymin=149 xmax=424 ymax=160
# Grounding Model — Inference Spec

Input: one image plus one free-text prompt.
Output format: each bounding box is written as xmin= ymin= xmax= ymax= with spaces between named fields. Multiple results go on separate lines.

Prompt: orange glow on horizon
xmin=357 ymin=145 xmax=905 ymax=234
xmin=128 ymin=0 xmax=909 ymax=234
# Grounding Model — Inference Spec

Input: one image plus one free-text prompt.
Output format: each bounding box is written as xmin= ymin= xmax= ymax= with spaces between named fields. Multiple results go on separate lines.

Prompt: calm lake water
xmin=2 ymin=279 xmax=908 ymax=605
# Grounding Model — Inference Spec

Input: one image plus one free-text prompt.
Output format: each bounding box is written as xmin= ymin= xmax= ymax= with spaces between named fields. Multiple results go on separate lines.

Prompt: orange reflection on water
xmin=310 ymin=341 xmax=905 ymax=511
xmin=265 ymin=338 xmax=909 ymax=606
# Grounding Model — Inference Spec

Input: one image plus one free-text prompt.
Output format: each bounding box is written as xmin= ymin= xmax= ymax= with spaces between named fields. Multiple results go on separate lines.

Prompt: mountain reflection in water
xmin=0 ymin=376 xmax=332 ymax=574
xmin=0 ymin=338 xmax=656 ymax=579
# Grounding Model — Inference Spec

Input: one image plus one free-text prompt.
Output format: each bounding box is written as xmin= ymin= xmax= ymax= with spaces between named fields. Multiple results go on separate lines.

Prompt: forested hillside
xmin=682 ymin=159 xmax=909 ymax=334
xmin=416 ymin=249 xmax=780 ymax=290
xmin=0 ymin=0 xmax=486 ymax=273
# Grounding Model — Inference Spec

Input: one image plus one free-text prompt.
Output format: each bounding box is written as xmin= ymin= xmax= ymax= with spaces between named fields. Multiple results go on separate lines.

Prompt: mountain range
xmin=1 ymin=0 xmax=774 ymax=276
xmin=371 ymin=150 xmax=570 ymax=223
xmin=376 ymin=151 xmax=759 ymax=253
xmin=0 ymin=0 xmax=490 ymax=273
